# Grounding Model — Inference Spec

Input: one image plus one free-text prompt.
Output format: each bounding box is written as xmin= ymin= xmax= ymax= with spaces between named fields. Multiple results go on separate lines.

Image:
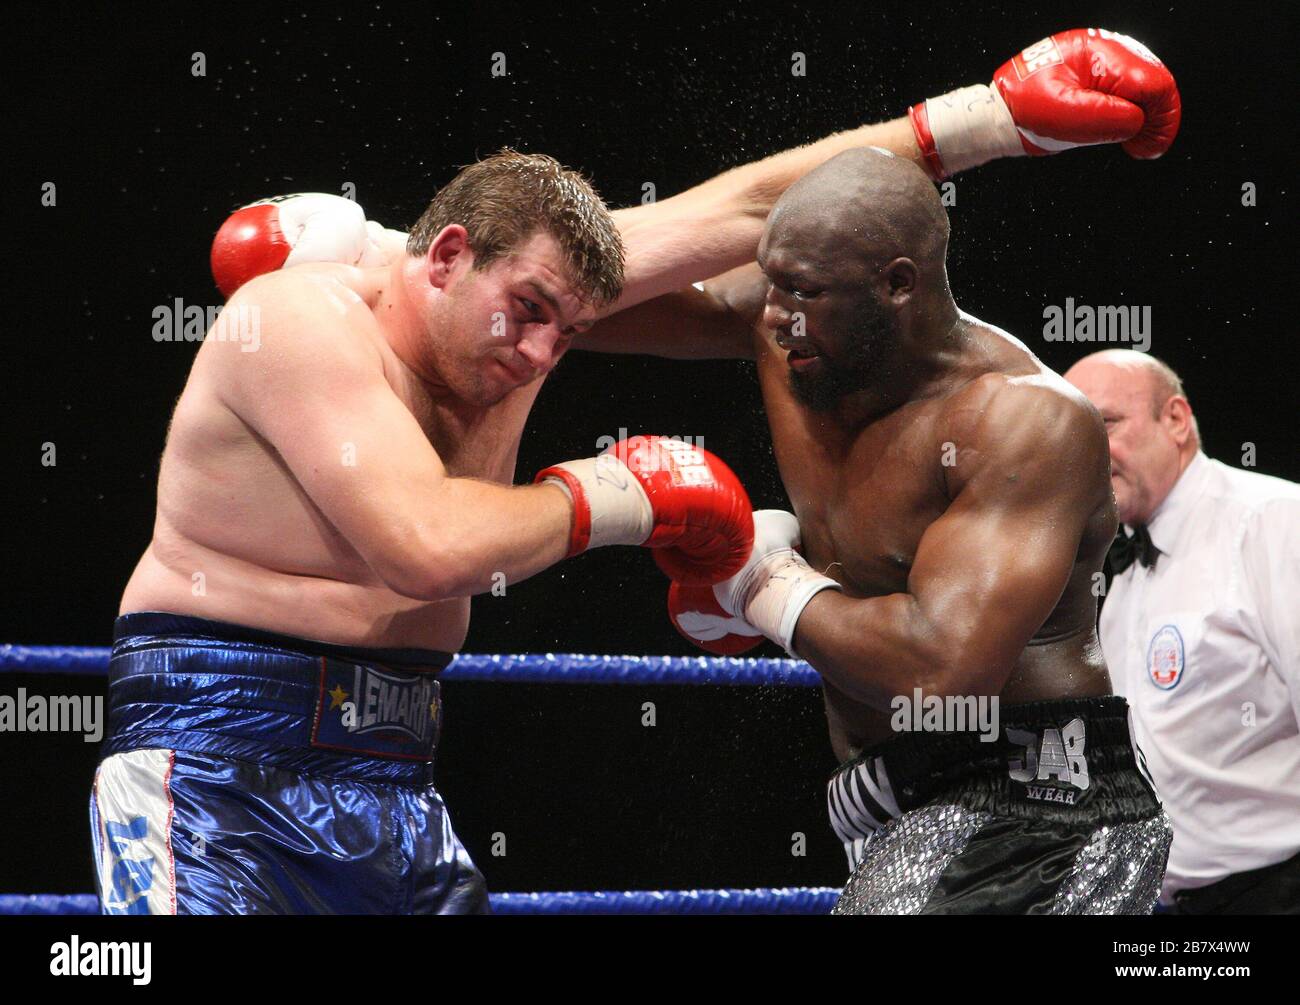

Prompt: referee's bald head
xmin=1066 ymin=350 xmax=1200 ymax=443
xmin=1064 ymin=350 xmax=1201 ymax=525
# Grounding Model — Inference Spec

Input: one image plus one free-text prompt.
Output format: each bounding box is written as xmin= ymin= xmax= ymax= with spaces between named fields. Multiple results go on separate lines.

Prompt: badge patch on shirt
xmin=1147 ymin=625 xmax=1185 ymax=690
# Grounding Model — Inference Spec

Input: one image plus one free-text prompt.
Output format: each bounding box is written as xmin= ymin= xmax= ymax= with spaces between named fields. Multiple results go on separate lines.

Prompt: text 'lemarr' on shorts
xmin=90 ymin=612 xmax=488 ymax=915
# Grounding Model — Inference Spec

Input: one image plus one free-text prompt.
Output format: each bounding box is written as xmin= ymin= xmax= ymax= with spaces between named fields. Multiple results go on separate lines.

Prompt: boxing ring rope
xmin=1 ymin=888 xmax=839 ymax=916
xmin=1 ymin=645 xmax=834 ymax=914
xmin=0 ymin=645 xmax=820 ymax=687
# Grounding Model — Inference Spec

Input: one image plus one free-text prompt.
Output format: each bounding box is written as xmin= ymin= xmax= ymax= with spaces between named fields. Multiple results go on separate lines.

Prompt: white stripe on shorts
xmin=92 ymin=749 xmax=178 ymax=915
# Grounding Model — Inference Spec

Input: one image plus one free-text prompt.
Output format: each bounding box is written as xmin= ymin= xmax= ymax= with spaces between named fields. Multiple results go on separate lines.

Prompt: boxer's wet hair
xmin=407 ymin=149 xmax=624 ymax=307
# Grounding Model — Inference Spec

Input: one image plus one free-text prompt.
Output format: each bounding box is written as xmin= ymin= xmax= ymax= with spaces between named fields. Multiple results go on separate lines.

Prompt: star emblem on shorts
xmin=329 ymin=684 xmax=349 ymax=709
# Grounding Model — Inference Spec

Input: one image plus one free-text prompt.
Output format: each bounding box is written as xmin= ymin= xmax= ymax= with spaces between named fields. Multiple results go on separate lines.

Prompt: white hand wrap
xmin=921 ymin=83 xmax=1024 ymax=175
xmin=714 ymin=510 xmax=840 ymax=658
xmin=542 ymin=456 xmax=653 ymax=550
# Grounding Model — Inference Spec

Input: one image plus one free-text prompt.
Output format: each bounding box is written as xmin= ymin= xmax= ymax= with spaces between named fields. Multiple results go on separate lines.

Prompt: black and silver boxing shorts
xmin=825 ymin=695 xmax=1171 ymax=915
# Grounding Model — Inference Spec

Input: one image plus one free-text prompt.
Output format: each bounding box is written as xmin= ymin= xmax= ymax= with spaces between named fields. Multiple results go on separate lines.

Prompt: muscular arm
xmin=574 ymin=262 xmax=766 ymax=360
xmin=218 ymin=269 xmax=572 ymax=602
xmin=792 ymin=379 xmax=1109 ymax=710
xmin=607 ymin=117 xmax=920 ymax=312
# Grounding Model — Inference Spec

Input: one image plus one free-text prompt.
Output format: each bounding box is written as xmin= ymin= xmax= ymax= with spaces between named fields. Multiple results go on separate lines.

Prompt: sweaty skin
xmin=121 ymin=251 xmax=569 ymax=653
xmin=585 ymin=149 xmax=1116 ymax=760
xmin=764 ymin=320 xmax=1116 ymax=759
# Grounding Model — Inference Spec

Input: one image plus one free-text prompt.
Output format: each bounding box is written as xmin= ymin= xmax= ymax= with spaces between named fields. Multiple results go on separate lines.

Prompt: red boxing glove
xmin=667 ymin=581 xmax=763 ymax=656
xmin=536 ymin=435 xmax=754 ymax=585
xmin=210 ymin=192 xmax=392 ymax=298
xmin=910 ymin=28 xmax=1181 ymax=179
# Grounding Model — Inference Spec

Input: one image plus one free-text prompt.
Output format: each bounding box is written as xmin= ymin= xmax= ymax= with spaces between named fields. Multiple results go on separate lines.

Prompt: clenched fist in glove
xmin=536 ymin=436 xmax=754 ymax=586
xmin=909 ymin=27 xmax=1181 ymax=179
xmin=669 ymin=509 xmax=841 ymax=657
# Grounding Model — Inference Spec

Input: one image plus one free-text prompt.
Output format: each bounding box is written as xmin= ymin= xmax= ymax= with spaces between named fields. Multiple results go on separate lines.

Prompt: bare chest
xmin=757 ymin=354 xmax=951 ymax=598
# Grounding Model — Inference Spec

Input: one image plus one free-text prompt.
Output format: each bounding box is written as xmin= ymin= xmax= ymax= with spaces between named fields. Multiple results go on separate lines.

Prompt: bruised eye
xmin=518 ymin=297 xmax=542 ymax=316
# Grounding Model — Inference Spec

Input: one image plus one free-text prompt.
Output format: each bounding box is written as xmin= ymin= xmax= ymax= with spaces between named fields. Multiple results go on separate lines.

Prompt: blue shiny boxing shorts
xmin=90 ymin=613 xmax=489 ymax=915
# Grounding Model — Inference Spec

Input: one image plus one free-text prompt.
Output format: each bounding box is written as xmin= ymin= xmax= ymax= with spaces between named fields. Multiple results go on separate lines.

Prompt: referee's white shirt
xmin=1100 ymin=451 xmax=1300 ymax=901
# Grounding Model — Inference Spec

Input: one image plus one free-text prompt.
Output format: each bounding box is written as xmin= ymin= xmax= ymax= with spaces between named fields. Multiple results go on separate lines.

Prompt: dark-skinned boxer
xmin=594 ymin=30 xmax=1181 ymax=914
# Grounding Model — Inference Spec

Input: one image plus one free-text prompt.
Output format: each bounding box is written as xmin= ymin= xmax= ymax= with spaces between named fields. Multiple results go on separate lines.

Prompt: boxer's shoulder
xmin=221 ymin=265 xmax=384 ymax=354
xmin=233 ymin=261 xmax=374 ymax=313
xmin=199 ymin=264 xmax=388 ymax=411
xmin=942 ymin=366 xmax=1108 ymax=472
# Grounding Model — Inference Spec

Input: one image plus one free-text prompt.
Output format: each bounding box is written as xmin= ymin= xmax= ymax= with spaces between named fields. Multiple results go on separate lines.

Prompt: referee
xmin=1066 ymin=349 xmax=1300 ymax=914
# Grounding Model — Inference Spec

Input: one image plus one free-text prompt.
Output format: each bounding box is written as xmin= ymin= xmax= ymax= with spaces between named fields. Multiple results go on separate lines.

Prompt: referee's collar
xmin=1132 ymin=451 xmax=1210 ymax=558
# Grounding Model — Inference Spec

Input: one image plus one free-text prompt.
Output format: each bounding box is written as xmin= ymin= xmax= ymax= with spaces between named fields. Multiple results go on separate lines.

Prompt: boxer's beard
xmin=789 ymin=296 xmax=898 ymax=411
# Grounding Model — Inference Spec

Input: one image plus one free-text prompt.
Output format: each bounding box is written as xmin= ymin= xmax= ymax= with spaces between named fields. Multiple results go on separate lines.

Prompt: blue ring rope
xmin=0 ymin=888 xmax=838 ymax=916
xmin=1 ymin=649 xmax=827 ymax=915
xmin=0 ymin=645 xmax=819 ymax=687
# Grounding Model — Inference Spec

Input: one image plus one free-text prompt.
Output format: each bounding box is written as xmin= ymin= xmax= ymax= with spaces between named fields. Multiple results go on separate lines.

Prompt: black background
xmin=3 ymin=1 xmax=1295 ymax=899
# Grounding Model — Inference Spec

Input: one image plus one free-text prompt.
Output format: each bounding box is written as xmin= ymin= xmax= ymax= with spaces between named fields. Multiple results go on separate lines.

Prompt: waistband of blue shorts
xmin=105 ymin=612 xmax=454 ymax=784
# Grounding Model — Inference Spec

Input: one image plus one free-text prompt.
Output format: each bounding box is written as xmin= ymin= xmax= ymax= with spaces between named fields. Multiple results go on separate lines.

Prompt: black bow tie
xmin=1108 ymin=525 xmax=1160 ymax=575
